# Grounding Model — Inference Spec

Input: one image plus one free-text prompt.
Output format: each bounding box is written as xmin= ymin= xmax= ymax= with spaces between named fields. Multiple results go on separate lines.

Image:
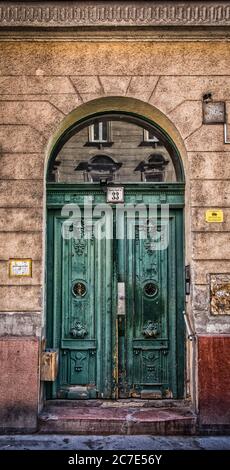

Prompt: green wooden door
xmin=46 ymin=183 xmax=184 ymax=399
xmin=47 ymin=207 xmax=113 ymax=399
xmin=116 ymin=209 xmax=183 ymax=399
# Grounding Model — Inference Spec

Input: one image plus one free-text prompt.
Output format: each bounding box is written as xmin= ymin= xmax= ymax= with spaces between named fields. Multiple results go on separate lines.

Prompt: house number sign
xmin=9 ymin=258 xmax=32 ymax=277
xmin=107 ymin=187 xmax=124 ymax=203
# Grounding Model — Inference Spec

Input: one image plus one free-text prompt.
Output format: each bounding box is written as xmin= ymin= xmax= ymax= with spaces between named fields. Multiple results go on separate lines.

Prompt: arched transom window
xmin=48 ymin=114 xmax=182 ymax=183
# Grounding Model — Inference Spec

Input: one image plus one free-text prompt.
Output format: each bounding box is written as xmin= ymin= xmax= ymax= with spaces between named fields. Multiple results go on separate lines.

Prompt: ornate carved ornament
xmin=142 ymin=320 xmax=160 ymax=338
xmin=0 ymin=2 xmax=229 ymax=28
xmin=70 ymin=320 xmax=88 ymax=338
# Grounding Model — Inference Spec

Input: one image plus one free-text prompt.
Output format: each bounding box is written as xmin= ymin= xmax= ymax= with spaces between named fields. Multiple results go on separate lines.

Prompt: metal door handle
xmin=117 ymin=282 xmax=125 ymax=316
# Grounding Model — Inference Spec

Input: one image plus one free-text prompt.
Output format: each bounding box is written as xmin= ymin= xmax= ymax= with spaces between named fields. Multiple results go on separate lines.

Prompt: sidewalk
xmin=0 ymin=435 xmax=230 ymax=450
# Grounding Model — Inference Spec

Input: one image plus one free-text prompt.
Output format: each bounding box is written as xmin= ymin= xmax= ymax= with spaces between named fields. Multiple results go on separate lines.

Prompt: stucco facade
xmin=0 ymin=1 xmax=230 ymax=433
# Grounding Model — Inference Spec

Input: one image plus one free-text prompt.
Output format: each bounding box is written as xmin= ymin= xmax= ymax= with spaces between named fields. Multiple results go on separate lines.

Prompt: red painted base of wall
xmin=0 ymin=337 xmax=39 ymax=432
xmin=198 ymin=335 xmax=230 ymax=428
xmin=1 ymin=335 xmax=230 ymax=432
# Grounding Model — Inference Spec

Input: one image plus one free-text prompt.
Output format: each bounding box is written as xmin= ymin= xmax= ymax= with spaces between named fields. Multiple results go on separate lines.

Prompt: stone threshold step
xmin=45 ymin=398 xmax=192 ymax=408
xmin=39 ymin=404 xmax=197 ymax=435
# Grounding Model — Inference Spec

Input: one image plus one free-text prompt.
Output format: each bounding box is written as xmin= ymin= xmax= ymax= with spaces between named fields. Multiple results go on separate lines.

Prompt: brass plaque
xmin=205 ymin=209 xmax=223 ymax=223
xmin=9 ymin=258 xmax=32 ymax=277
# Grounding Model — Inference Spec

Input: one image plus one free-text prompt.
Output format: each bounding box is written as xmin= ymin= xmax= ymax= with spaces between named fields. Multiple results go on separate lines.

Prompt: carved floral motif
xmin=73 ymin=238 xmax=86 ymax=256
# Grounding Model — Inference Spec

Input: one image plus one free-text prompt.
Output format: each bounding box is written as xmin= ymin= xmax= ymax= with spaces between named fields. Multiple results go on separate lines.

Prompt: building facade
xmin=0 ymin=1 xmax=230 ymax=433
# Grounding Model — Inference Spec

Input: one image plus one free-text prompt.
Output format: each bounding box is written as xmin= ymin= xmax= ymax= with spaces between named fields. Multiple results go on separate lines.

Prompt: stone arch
xmin=45 ymin=96 xmax=188 ymax=181
xmin=44 ymin=94 xmax=191 ymax=285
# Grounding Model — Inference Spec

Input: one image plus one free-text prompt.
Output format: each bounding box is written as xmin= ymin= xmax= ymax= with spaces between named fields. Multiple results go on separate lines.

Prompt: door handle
xmin=117 ymin=282 xmax=125 ymax=316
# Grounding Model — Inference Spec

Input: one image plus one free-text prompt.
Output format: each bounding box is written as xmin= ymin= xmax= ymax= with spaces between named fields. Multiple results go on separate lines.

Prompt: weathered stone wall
xmin=0 ymin=36 xmax=230 ymax=429
xmin=0 ymin=40 xmax=229 ymax=329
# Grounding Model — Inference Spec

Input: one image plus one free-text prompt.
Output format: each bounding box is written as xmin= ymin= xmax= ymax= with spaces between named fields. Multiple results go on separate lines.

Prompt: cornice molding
xmin=0 ymin=2 xmax=230 ymax=29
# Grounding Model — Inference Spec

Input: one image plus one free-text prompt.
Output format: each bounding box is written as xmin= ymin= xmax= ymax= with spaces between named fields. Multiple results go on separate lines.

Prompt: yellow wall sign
xmin=205 ymin=209 xmax=223 ymax=223
xmin=9 ymin=259 xmax=32 ymax=277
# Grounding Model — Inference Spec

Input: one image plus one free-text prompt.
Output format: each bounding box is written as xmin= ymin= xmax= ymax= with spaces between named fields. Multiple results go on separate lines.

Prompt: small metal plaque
xmin=203 ymin=101 xmax=226 ymax=124
xmin=117 ymin=282 xmax=125 ymax=315
xmin=107 ymin=187 xmax=124 ymax=203
xmin=205 ymin=209 xmax=223 ymax=223
xmin=9 ymin=258 xmax=32 ymax=277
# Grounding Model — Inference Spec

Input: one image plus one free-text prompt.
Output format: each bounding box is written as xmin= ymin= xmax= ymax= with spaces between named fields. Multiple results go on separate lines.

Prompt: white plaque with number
xmin=106 ymin=187 xmax=124 ymax=203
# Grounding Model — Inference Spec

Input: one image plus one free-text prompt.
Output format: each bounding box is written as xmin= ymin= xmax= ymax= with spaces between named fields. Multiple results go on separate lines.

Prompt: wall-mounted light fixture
xmin=202 ymin=92 xmax=230 ymax=144
xmin=202 ymin=92 xmax=226 ymax=124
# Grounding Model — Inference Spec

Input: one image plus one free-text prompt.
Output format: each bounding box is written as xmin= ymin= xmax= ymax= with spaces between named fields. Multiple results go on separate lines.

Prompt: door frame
xmin=46 ymin=182 xmax=185 ymax=399
xmin=45 ymin=97 xmax=187 ymax=400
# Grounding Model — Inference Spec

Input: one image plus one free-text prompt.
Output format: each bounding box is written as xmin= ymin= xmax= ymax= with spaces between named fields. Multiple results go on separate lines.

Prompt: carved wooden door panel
xmin=48 ymin=209 xmax=113 ymax=399
xmin=117 ymin=213 xmax=179 ymax=399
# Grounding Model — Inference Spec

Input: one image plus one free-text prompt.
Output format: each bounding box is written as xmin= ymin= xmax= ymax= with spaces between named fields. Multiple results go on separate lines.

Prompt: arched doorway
xmin=46 ymin=102 xmax=185 ymax=400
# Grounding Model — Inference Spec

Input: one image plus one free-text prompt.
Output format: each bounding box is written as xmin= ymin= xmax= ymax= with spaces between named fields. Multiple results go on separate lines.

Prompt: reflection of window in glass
xmin=48 ymin=116 xmax=179 ymax=183
xmin=75 ymin=155 xmax=121 ymax=182
xmin=89 ymin=121 xmax=110 ymax=143
xmin=143 ymin=129 xmax=159 ymax=143
xmin=135 ymin=154 xmax=169 ymax=182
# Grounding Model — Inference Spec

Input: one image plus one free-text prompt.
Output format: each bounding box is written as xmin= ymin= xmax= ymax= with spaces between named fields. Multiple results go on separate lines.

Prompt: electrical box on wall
xmin=40 ymin=349 xmax=59 ymax=382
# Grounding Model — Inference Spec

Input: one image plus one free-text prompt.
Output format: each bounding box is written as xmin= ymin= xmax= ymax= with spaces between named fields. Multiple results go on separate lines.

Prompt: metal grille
xmin=73 ymin=282 xmax=86 ymax=297
xmin=144 ymin=282 xmax=158 ymax=297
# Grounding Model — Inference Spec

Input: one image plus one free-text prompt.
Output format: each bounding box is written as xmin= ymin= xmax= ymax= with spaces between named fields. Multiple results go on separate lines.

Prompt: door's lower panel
xmin=130 ymin=344 xmax=170 ymax=399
